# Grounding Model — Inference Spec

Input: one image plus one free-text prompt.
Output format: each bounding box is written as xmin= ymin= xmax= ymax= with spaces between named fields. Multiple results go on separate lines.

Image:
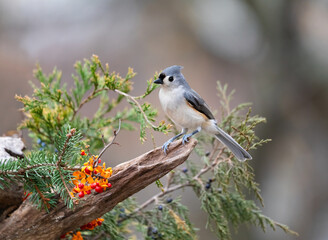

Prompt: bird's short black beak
xmin=154 ymin=79 xmax=163 ymax=84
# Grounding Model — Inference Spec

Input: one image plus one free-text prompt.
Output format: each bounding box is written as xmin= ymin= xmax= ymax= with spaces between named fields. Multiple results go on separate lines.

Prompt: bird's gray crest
xmin=162 ymin=65 xmax=184 ymax=76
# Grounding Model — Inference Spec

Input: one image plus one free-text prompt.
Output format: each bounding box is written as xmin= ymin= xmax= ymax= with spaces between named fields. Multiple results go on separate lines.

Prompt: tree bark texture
xmin=0 ymin=139 xmax=197 ymax=240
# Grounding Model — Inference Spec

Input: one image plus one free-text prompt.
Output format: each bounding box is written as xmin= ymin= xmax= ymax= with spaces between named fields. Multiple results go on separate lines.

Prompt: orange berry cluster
xmin=60 ymin=218 xmax=104 ymax=239
xmin=70 ymin=151 xmax=113 ymax=198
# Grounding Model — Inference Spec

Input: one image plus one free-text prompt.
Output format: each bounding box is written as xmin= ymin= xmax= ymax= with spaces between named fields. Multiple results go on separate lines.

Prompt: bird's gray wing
xmin=184 ymin=90 xmax=215 ymax=120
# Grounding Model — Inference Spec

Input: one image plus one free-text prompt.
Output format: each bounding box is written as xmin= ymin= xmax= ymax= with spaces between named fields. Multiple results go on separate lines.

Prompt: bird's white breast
xmin=158 ymin=86 xmax=182 ymax=116
xmin=158 ymin=87 xmax=205 ymax=130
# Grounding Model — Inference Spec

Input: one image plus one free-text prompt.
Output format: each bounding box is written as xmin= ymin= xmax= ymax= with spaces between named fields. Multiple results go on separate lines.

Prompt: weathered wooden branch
xmin=0 ymin=139 xmax=197 ymax=240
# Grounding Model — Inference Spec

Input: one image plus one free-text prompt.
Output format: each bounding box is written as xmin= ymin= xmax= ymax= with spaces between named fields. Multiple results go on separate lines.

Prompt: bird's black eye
xmin=159 ymin=73 xmax=166 ymax=79
xmin=168 ymin=76 xmax=174 ymax=82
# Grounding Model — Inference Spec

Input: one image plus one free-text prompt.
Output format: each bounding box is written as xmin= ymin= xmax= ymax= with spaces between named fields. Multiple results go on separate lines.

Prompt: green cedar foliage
xmin=17 ymin=55 xmax=170 ymax=150
xmin=0 ymin=56 xmax=297 ymax=239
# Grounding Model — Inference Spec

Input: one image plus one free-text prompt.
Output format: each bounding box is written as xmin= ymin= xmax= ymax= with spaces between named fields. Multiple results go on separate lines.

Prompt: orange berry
xmin=73 ymin=187 xmax=80 ymax=193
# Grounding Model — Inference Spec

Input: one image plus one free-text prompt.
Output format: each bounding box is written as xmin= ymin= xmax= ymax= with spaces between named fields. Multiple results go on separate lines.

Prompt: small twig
xmin=34 ymin=184 xmax=50 ymax=209
xmin=114 ymin=89 xmax=157 ymax=129
xmin=57 ymin=128 xmax=76 ymax=166
xmin=93 ymin=120 xmax=121 ymax=169
xmin=100 ymin=133 xmax=106 ymax=146
xmin=63 ymin=166 xmax=82 ymax=171
xmin=71 ymin=88 xmax=109 ymax=121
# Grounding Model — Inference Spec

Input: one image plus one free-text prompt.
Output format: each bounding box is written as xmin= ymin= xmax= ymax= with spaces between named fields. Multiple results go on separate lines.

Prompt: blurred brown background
xmin=1 ymin=0 xmax=328 ymax=239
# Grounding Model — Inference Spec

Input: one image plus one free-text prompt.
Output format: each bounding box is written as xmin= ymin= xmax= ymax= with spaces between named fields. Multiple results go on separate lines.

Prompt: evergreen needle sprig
xmin=0 ymin=163 xmax=57 ymax=176
xmin=57 ymin=128 xmax=76 ymax=166
xmin=34 ymin=184 xmax=51 ymax=209
xmin=0 ymin=164 xmax=81 ymax=176
xmin=56 ymin=128 xmax=77 ymax=202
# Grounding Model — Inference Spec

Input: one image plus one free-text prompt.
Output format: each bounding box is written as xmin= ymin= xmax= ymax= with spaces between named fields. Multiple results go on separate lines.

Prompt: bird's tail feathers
xmin=215 ymin=127 xmax=252 ymax=161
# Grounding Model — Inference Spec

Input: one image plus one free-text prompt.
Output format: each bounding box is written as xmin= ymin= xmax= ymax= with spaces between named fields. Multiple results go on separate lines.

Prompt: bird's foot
xmin=162 ymin=140 xmax=173 ymax=155
xmin=182 ymin=133 xmax=193 ymax=145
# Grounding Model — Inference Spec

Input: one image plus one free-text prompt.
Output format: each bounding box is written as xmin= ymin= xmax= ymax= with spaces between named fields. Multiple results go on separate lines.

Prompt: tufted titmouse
xmin=154 ymin=65 xmax=252 ymax=161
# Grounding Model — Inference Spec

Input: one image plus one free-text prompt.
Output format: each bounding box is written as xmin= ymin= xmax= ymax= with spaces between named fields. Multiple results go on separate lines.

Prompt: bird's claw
xmin=162 ymin=141 xmax=171 ymax=155
xmin=182 ymin=134 xmax=192 ymax=145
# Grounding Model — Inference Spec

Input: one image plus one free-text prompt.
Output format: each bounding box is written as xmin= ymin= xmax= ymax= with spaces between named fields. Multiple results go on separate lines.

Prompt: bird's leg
xmin=162 ymin=128 xmax=188 ymax=155
xmin=182 ymin=127 xmax=201 ymax=145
